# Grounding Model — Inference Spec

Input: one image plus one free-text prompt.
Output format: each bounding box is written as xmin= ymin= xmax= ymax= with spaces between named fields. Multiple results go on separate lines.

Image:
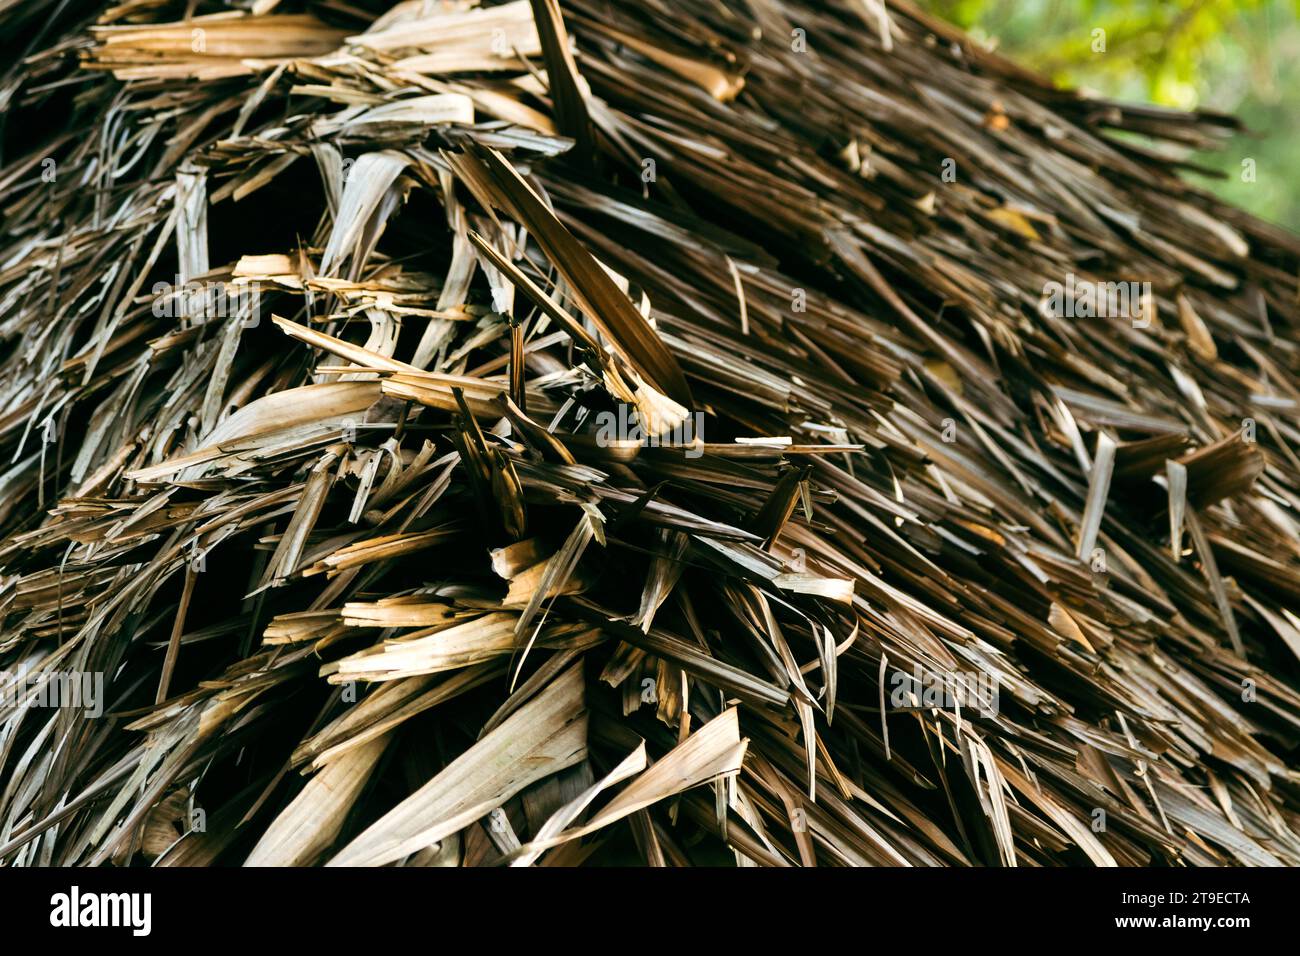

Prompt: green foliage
xmin=923 ymin=0 xmax=1300 ymax=229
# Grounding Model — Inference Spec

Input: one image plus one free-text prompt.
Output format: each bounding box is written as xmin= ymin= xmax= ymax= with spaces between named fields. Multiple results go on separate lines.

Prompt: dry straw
xmin=0 ymin=0 xmax=1298 ymax=867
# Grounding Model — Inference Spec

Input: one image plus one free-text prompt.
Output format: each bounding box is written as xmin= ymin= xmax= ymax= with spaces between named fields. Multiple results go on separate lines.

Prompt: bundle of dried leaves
xmin=1 ymin=0 xmax=1299 ymax=867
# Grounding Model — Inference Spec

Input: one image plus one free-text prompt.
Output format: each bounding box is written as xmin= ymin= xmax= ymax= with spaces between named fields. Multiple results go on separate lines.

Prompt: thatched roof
xmin=1 ymin=0 xmax=1299 ymax=867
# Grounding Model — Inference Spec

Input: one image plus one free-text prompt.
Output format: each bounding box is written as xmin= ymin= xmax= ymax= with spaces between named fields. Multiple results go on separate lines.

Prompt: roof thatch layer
xmin=1 ymin=0 xmax=1299 ymax=867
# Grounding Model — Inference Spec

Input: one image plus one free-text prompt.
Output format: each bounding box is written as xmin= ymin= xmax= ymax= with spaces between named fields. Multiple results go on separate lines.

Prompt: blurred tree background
xmin=922 ymin=0 xmax=1300 ymax=231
